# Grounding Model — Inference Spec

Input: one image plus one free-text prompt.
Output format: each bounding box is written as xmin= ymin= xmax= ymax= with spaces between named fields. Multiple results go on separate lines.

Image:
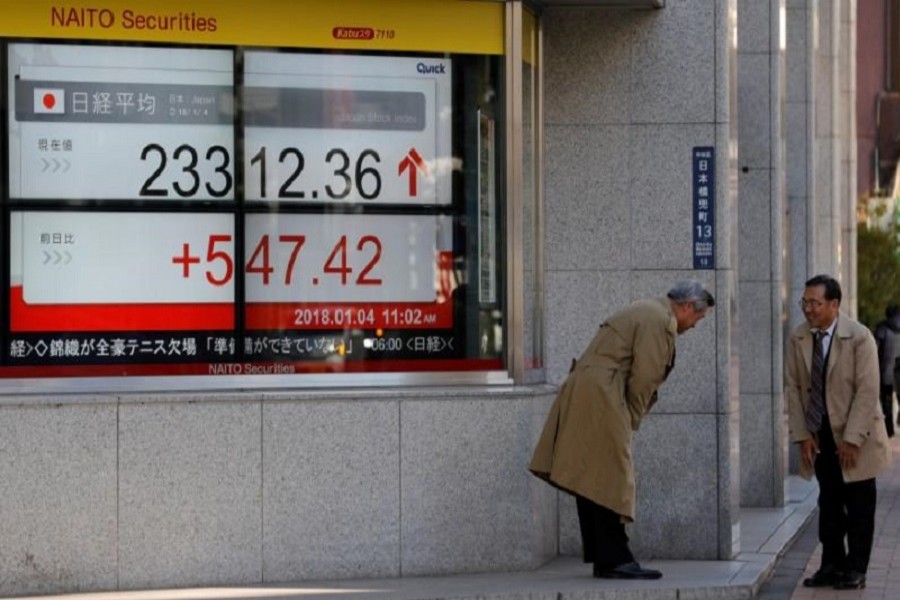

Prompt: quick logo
xmin=416 ymin=63 xmax=446 ymax=75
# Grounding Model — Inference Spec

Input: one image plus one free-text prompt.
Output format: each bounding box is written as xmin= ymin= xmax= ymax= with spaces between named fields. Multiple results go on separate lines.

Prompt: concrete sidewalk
xmin=787 ymin=436 xmax=900 ymax=600
xmin=5 ymin=478 xmax=818 ymax=600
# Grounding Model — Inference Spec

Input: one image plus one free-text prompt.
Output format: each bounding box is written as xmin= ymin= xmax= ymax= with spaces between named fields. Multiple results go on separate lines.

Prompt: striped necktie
xmin=804 ymin=330 xmax=827 ymax=433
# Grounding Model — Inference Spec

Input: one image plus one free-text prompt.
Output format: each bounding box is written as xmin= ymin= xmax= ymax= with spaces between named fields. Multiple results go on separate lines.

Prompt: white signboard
xmin=243 ymin=52 xmax=452 ymax=205
xmin=14 ymin=211 xmax=234 ymax=304
xmin=8 ymin=43 xmax=234 ymax=200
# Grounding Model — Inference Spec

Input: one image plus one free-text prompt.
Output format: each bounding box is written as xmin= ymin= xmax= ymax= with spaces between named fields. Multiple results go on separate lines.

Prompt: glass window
xmin=3 ymin=42 xmax=506 ymax=382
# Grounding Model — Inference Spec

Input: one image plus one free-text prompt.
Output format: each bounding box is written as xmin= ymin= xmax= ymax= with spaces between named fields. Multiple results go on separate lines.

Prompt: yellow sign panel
xmin=0 ymin=0 xmax=504 ymax=55
xmin=523 ymin=8 xmax=538 ymax=66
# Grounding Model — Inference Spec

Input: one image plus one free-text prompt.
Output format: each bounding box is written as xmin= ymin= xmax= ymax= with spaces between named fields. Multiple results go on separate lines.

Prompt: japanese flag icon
xmin=34 ymin=88 xmax=65 ymax=114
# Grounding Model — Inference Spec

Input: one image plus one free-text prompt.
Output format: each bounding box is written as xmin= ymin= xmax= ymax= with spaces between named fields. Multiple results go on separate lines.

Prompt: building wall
xmin=840 ymin=0 xmax=859 ymax=313
xmin=815 ymin=0 xmax=842 ymax=281
xmin=786 ymin=0 xmax=816 ymax=335
xmin=0 ymin=389 xmax=558 ymax=595
xmin=542 ymin=0 xmax=739 ymax=560
xmin=856 ymin=0 xmax=886 ymax=197
xmin=737 ymin=0 xmax=787 ymax=508
xmin=809 ymin=0 xmax=857 ymax=304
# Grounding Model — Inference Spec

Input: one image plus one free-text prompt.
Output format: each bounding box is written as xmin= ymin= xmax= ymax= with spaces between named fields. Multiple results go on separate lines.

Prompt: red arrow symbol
xmin=398 ymin=148 xmax=429 ymax=197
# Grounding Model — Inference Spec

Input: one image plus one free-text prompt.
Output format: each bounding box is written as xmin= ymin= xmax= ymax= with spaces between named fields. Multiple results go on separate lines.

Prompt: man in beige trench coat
xmin=529 ymin=280 xmax=715 ymax=580
xmin=786 ymin=275 xmax=891 ymax=590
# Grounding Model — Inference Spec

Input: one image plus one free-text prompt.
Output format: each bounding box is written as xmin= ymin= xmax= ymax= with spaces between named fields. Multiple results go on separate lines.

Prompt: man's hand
xmin=837 ymin=441 xmax=860 ymax=470
xmin=801 ymin=438 xmax=818 ymax=470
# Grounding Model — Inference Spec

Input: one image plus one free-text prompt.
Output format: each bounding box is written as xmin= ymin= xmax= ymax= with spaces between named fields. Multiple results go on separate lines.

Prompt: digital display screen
xmin=0 ymin=43 xmax=503 ymax=379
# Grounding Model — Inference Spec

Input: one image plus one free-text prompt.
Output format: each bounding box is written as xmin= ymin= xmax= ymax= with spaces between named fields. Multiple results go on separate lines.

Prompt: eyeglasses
xmin=798 ymin=298 xmax=825 ymax=310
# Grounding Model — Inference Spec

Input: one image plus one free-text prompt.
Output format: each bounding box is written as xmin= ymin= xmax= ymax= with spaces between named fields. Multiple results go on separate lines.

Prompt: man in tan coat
xmin=529 ymin=280 xmax=715 ymax=580
xmin=786 ymin=275 xmax=891 ymax=591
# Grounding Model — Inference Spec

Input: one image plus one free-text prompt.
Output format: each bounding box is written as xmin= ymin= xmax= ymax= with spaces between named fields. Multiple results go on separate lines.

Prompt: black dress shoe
xmin=833 ymin=570 xmax=866 ymax=590
xmin=802 ymin=566 xmax=840 ymax=588
xmin=594 ymin=561 xmax=662 ymax=580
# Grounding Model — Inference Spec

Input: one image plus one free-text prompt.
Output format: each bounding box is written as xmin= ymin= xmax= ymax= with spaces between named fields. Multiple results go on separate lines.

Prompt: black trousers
xmin=880 ymin=385 xmax=895 ymax=437
xmin=575 ymin=495 xmax=634 ymax=569
xmin=814 ymin=419 xmax=877 ymax=574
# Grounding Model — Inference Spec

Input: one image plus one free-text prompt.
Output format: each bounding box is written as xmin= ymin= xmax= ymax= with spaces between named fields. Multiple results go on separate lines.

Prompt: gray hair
xmin=667 ymin=279 xmax=716 ymax=311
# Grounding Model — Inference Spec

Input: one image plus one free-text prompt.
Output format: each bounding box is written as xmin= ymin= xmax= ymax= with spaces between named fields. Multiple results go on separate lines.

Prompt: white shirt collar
xmin=812 ymin=319 xmax=837 ymax=356
xmin=814 ymin=319 xmax=837 ymax=339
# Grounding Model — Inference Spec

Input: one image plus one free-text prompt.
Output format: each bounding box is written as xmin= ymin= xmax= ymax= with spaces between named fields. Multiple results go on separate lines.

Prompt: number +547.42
xmin=171 ymin=234 xmax=383 ymax=287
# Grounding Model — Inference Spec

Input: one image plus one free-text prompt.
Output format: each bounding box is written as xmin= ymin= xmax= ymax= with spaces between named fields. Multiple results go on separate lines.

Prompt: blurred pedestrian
xmin=873 ymin=302 xmax=900 ymax=436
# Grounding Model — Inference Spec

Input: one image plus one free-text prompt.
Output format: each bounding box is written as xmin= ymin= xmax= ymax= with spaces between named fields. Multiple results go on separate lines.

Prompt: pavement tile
xmin=782 ymin=437 xmax=900 ymax=600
